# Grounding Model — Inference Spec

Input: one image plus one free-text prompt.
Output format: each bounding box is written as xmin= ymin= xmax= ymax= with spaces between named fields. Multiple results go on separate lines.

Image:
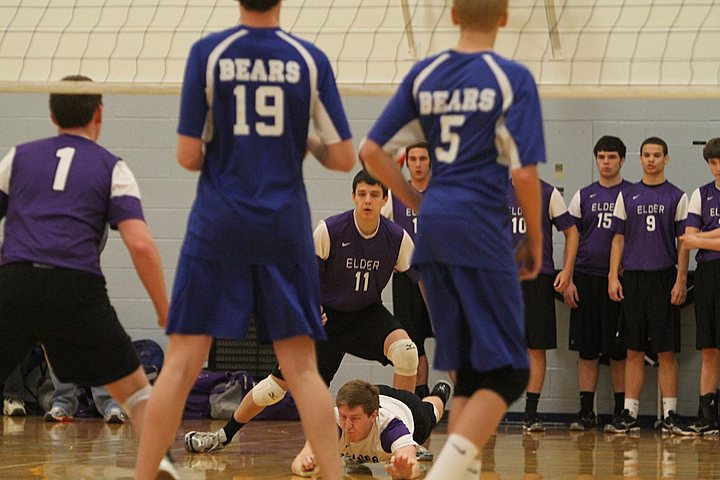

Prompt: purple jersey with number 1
xmin=381 ymin=186 xmax=422 ymax=240
xmin=0 ymin=134 xmax=144 ymax=277
xmin=568 ymin=180 xmax=633 ymax=276
xmin=507 ymin=180 xmax=575 ymax=275
xmin=612 ymin=181 xmax=688 ymax=271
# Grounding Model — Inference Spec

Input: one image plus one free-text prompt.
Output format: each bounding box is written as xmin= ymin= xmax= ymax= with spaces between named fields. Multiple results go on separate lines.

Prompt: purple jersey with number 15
xmin=0 ymin=134 xmax=144 ymax=277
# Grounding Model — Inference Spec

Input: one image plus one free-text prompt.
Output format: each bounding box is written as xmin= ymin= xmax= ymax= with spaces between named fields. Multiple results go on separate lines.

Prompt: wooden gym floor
xmin=2 ymin=416 xmax=720 ymax=479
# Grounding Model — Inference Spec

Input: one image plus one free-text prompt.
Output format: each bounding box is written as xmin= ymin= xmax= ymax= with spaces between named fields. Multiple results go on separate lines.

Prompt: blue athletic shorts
xmin=417 ymin=262 xmax=528 ymax=373
xmin=166 ymin=254 xmax=326 ymax=343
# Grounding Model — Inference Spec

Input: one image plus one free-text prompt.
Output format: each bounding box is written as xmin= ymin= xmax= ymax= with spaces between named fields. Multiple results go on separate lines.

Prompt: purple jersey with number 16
xmin=0 ymin=134 xmax=144 ymax=277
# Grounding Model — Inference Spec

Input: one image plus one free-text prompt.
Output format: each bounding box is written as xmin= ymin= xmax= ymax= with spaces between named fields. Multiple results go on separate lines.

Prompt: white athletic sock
xmin=662 ymin=397 xmax=677 ymax=417
xmin=464 ymin=458 xmax=481 ymax=480
xmin=424 ymin=434 xmax=479 ymax=480
xmin=624 ymin=398 xmax=639 ymax=419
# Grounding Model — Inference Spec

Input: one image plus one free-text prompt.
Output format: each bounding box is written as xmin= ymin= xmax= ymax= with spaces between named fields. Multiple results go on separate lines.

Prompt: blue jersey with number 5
xmin=178 ymin=25 xmax=352 ymax=264
xmin=367 ymin=50 xmax=545 ymax=270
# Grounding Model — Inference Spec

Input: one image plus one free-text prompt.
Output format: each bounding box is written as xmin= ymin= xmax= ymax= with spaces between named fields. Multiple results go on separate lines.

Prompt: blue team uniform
xmin=169 ymin=25 xmax=351 ymax=341
xmin=367 ymin=50 xmax=546 ymax=373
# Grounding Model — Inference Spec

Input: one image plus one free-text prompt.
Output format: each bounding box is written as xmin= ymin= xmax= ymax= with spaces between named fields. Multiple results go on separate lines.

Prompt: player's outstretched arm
xmin=385 ymin=445 xmax=422 ymax=479
xmin=511 ymin=165 xmax=542 ymax=280
xmin=360 ymin=139 xmax=422 ymax=212
xmin=607 ymin=233 xmax=624 ymax=302
xmin=177 ymin=135 xmax=204 ymax=172
xmin=117 ymin=219 xmax=169 ymax=327
xmin=291 ymin=441 xmax=317 ymax=477
xmin=307 ymin=135 xmax=355 ymax=172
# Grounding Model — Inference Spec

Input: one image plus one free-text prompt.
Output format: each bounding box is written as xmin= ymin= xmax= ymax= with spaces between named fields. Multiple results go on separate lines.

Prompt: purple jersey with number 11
xmin=0 ymin=134 xmax=144 ymax=276
xmin=178 ymin=25 xmax=352 ymax=265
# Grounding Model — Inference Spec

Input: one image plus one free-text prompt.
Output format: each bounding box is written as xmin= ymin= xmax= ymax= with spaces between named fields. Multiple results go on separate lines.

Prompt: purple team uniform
xmin=168 ymin=25 xmax=351 ymax=341
xmin=686 ymin=182 xmax=720 ymax=349
xmin=0 ymin=134 xmax=144 ymax=385
xmin=306 ymin=210 xmax=414 ymax=384
xmin=612 ymin=181 xmax=688 ymax=353
xmin=567 ymin=180 xmax=632 ymax=358
xmin=507 ymin=180 xmax=574 ymax=349
xmin=367 ymin=49 xmax=546 ymax=373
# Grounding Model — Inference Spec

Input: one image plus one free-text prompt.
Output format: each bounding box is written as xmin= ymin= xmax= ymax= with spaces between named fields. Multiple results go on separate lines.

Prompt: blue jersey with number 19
xmin=178 ymin=25 xmax=352 ymax=264
xmin=366 ymin=50 xmax=545 ymax=270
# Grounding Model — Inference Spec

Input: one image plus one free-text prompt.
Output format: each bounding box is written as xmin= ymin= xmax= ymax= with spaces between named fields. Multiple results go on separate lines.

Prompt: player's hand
xmin=563 ymin=281 xmax=579 ymax=309
xmin=291 ymin=453 xmax=317 ymax=477
xmin=156 ymin=303 xmax=169 ymax=328
xmin=670 ymin=280 xmax=687 ymax=306
xmin=385 ymin=454 xmax=417 ymax=479
xmin=553 ymin=269 xmax=572 ymax=293
xmin=320 ymin=306 xmax=328 ymax=326
xmin=679 ymin=233 xmax=699 ymax=250
xmin=608 ymin=276 xmax=623 ymax=302
xmin=516 ymin=238 xmax=542 ymax=281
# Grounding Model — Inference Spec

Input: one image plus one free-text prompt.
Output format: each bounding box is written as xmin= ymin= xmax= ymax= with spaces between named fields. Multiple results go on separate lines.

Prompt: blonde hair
xmin=453 ymin=0 xmax=508 ymax=32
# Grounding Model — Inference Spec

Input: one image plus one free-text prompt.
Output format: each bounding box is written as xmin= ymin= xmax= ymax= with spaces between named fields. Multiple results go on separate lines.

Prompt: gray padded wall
xmin=1 ymin=91 xmax=718 ymax=415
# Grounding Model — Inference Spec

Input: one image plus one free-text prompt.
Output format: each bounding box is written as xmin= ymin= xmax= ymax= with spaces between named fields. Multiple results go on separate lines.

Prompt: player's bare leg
xmin=273 ymin=336 xmax=342 ymax=480
xmin=105 ymin=367 xmax=150 ymax=436
xmin=135 ymin=334 xmax=212 ymax=480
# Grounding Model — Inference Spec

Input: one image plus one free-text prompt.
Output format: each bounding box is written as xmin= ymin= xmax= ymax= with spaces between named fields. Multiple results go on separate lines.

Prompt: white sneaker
xmin=3 ymin=398 xmax=26 ymax=416
xmin=103 ymin=406 xmax=128 ymax=424
xmin=44 ymin=406 xmax=73 ymax=423
xmin=157 ymin=453 xmax=180 ymax=480
xmin=184 ymin=429 xmax=227 ymax=453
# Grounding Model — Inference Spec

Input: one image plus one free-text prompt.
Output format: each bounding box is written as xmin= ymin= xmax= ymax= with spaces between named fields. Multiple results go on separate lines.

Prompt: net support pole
xmin=400 ymin=0 xmax=418 ymax=59
xmin=543 ymin=0 xmax=563 ymax=59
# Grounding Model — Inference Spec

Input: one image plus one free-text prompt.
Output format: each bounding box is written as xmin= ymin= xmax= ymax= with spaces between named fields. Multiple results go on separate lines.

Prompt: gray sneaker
xmin=3 ymin=398 xmax=26 ymax=417
xmin=523 ymin=412 xmax=545 ymax=432
xmin=184 ymin=429 xmax=228 ymax=453
xmin=44 ymin=406 xmax=73 ymax=423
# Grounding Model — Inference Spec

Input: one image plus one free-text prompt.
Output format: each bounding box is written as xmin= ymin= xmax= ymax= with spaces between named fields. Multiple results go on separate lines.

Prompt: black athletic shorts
xmin=273 ymin=303 xmax=403 ymax=386
xmin=522 ymin=274 xmax=557 ymax=350
xmin=377 ymin=385 xmax=437 ymax=445
xmin=568 ymin=271 xmax=626 ymax=360
xmin=621 ymin=268 xmax=680 ymax=353
xmin=392 ymin=271 xmax=432 ymax=356
xmin=0 ymin=263 xmax=140 ymax=387
xmin=693 ymin=259 xmax=720 ymax=350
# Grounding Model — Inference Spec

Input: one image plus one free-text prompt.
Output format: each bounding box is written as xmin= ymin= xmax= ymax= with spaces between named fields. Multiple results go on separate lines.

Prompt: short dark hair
xmin=703 ymin=138 xmax=720 ymax=162
xmin=641 ymin=136 xmax=668 ymax=156
xmin=49 ymin=75 xmax=102 ymax=129
xmin=353 ymin=169 xmax=388 ymax=197
xmin=593 ymin=136 xmax=626 ymax=159
xmin=239 ymin=0 xmax=279 ymax=11
xmin=336 ymin=380 xmax=380 ymax=416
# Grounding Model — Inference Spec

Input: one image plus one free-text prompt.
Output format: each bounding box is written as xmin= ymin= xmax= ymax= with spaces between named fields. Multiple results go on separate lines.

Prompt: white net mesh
xmin=1 ymin=0 xmax=719 ymax=95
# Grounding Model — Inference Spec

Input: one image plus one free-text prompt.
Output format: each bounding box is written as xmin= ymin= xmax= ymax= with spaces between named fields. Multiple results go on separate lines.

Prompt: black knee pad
xmin=455 ymin=366 xmax=529 ymax=405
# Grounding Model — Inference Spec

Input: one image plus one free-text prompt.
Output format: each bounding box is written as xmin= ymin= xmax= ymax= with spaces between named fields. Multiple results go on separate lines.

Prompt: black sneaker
xmin=523 ymin=412 xmax=544 ymax=432
xmin=569 ymin=411 xmax=597 ymax=431
xmin=604 ymin=409 xmax=639 ymax=434
xmin=429 ymin=380 xmax=452 ymax=406
xmin=675 ymin=415 xmax=719 ymax=437
xmin=662 ymin=411 xmax=684 ymax=434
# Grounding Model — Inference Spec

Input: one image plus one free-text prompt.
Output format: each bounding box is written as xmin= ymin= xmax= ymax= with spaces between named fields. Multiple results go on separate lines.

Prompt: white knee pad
xmin=252 ymin=375 xmax=287 ymax=407
xmin=122 ymin=384 xmax=152 ymax=415
xmin=387 ymin=339 xmax=418 ymax=377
